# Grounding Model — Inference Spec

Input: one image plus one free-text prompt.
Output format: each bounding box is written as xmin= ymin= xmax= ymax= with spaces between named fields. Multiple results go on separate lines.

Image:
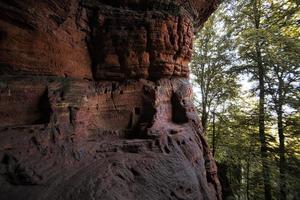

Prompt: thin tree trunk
xmin=257 ymin=32 xmax=273 ymax=200
xmin=253 ymin=0 xmax=272 ymax=199
xmin=246 ymin=131 xmax=253 ymax=200
xmin=212 ymin=111 xmax=216 ymax=156
xmin=257 ymin=44 xmax=272 ymax=200
xmin=246 ymin=159 xmax=250 ymax=200
xmin=246 ymin=149 xmax=251 ymax=200
xmin=201 ymin=103 xmax=208 ymax=133
xmin=277 ymin=78 xmax=286 ymax=200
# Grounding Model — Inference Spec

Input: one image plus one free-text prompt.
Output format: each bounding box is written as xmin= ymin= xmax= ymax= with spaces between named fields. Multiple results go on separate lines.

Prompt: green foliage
xmin=191 ymin=0 xmax=300 ymax=199
xmin=191 ymin=8 xmax=239 ymax=132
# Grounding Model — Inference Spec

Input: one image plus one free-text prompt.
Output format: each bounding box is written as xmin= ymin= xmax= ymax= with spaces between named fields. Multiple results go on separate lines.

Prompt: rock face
xmin=0 ymin=0 xmax=221 ymax=200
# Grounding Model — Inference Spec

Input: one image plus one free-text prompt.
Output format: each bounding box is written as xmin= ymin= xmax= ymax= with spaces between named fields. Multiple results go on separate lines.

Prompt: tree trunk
xmin=246 ymin=153 xmax=250 ymax=200
xmin=277 ymin=78 xmax=286 ymax=200
xmin=253 ymin=0 xmax=272 ymax=199
xmin=202 ymin=103 xmax=208 ymax=133
xmin=257 ymin=45 xmax=272 ymax=200
xmin=212 ymin=111 xmax=216 ymax=156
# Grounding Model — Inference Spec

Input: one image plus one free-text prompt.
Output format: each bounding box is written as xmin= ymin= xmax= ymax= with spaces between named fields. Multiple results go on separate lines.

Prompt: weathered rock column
xmin=0 ymin=0 xmax=221 ymax=199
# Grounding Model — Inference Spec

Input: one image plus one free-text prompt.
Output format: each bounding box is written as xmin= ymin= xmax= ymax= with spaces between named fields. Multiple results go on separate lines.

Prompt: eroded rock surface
xmin=0 ymin=0 xmax=221 ymax=199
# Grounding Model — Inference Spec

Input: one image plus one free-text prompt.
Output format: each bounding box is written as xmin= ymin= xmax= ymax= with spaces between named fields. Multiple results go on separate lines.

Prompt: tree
xmin=263 ymin=2 xmax=300 ymax=199
xmin=234 ymin=0 xmax=273 ymax=198
xmin=191 ymin=7 xmax=238 ymax=134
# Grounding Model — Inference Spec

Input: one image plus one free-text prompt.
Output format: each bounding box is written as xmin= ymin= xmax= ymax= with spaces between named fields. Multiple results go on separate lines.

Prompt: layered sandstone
xmin=0 ymin=0 xmax=221 ymax=199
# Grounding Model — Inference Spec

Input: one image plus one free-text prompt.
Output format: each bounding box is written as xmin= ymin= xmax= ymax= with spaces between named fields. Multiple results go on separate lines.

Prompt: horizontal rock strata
xmin=0 ymin=0 xmax=221 ymax=199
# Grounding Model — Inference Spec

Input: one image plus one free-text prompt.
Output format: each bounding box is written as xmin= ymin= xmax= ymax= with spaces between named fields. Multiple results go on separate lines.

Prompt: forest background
xmin=191 ymin=0 xmax=300 ymax=199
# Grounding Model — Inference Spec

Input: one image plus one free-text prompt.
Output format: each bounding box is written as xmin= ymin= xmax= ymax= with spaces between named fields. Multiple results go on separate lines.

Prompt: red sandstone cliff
xmin=0 ymin=0 xmax=221 ymax=199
